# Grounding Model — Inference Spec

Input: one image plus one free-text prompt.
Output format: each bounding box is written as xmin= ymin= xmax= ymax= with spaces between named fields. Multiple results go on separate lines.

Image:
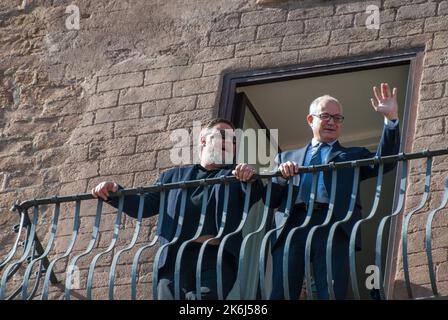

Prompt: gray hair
xmin=309 ymin=95 xmax=343 ymax=115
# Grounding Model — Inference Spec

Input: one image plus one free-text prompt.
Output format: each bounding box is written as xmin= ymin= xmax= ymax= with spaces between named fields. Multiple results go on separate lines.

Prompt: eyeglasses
xmin=312 ymin=113 xmax=345 ymax=123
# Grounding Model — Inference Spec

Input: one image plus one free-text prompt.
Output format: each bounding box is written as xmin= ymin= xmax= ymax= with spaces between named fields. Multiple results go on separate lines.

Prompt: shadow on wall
xmin=393 ymin=280 xmax=446 ymax=300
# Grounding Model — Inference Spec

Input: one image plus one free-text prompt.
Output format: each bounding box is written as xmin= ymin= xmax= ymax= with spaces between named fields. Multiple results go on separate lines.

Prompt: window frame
xmin=218 ymin=47 xmax=425 ymax=299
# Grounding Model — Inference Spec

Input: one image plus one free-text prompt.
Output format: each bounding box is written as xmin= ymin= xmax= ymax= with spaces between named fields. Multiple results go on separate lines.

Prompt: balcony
xmin=0 ymin=148 xmax=447 ymax=300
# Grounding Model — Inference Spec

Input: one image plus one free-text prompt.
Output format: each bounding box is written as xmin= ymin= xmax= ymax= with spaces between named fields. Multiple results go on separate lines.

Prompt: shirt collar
xmin=311 ymin=138 xmax=337 ymax=147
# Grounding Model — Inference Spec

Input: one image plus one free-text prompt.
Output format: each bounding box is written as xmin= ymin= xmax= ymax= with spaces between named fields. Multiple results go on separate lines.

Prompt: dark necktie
xmin=300 ymin=143 xmax=325 ymax=204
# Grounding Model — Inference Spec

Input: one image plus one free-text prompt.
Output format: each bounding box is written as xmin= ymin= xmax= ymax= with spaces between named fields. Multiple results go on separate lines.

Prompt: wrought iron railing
xmin=0 ymin=148 xmax=447 ymax=300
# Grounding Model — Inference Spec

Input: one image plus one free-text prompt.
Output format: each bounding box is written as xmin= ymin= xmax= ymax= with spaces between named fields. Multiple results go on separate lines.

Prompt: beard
xmin=202 ymin=139 xmax=234 ymax=167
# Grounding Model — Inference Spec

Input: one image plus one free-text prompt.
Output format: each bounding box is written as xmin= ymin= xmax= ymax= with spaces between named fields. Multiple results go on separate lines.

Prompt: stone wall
xmin=0 ymin=0 xmax=447 ymax=299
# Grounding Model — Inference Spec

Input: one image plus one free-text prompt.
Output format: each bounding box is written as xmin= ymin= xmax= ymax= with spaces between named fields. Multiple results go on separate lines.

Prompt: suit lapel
xmin=326 ymin=140 xmax=343 ymax=163
xmin=292 ymin=145 xmax=309 ymax=186
xmin=297 ymin=144 xmax=309 ymax=166
xmin=324 ymin=141 xmax=348 ymax=198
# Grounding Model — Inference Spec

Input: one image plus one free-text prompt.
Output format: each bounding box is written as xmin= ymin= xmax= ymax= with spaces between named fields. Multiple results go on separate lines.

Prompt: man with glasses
xmin=268 ymin=83 xmax=401 ymax=299
xmin=91 ymin=118 xmax=260 ymax=300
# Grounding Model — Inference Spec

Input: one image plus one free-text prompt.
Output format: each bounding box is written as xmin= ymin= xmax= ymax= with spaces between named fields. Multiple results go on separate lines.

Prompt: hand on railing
xmin=91 ymin=181 xmax=119 ymax=201
xmin=278 ymin=161 xmax=299 ymax=178
xmin=232 ymin=163 xmax=257 ymax=182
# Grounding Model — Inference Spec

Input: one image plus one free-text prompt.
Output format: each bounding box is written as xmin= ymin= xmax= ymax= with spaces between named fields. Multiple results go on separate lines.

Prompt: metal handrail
xmin=10 ymin=149 xmax=448 ymax=213
xmin=0 ymin=147 xmax=447 ymax=300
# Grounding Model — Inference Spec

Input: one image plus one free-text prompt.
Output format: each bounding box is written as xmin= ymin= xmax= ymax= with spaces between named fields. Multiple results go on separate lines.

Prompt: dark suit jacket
xmin=107 ymin=165 xmax=262 ymax=269
xmin=270 ymin=123 xmax=400 ymax=250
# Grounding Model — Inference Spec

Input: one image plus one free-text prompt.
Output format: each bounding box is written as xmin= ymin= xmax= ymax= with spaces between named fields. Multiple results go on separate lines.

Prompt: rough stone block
xmin=415 ymin=117 xmax=444 ymax=136
xmin=209 ymin=27 xmax=256 ymax=46
xmin=257 ymin=20 xmax=304 ymax=40
xmin=136 ymin=131 xmax=177 ymax=153
xmin=437 ymin=262 xmax=448 ymax=281
xmin=173 ymin=76 xmax=220 ymax=97
xmin=396 ymin=3 xmax=437 ymax=20
xmin=330 ymin=28 xmax=378 ymax=44
xmin=203 ymin=57 xmax=250 ymax=76
xmin=69 ymin=123 xmax=114 ymax=145
xmin=422 ymin=67 xmax=448 ymax=83
xmin=235 ymin=38 xmax=282 ymax=57
xmin=282 ymin=31 xmax=330 ymax=50
xmin=95 ymin=104 xmax=140 ymax=123
xmin=60 ymin=161 xmax=99 ymax=183
xmin=288 ymin=6 xmax=334 ymax=20
xmin=306 ymin=15 xmax=353 ymax=33
xmin=167 ymin=109 xmax=214 ymax=130
xmin=119 ymin=83 xmax=172 ymax=105
xmin=384 ymin=0 xmax=427 ymax=8
xmin=440 ymin=1 xmax=448 ymax=15
xmin=241 ymin=9 xmax=287 ymax=26
xmin=424 ymin=16 xmax=448 ymax=33
xmin=142 ymin=96 xmax=196 ymax=117
xmin=300 ymin=44 xmax=349 ymax=63
xmin=99 ymin=152 xmax=156 ymax=175
xmin=211 ymin=13 xmax=240 ymax=32
xmin=336 ymin=2 xmax=380 ymax=14
xmin=379 ymin=20 xmax=424 ymax=38
xmin=193 ymin=45 xmax=235 ymax=63
xmin=250 ymin=51 xmax=298 ymax=68
xmin=419 ymin=83 xmax=444 ymax=100
xmin=89 ymin=137 xmax=136 ymax=160
xmin=87 ymin=92 xmax=119 ymax=111
xmin=349 ymin=40 xmax=389 ymax=55
xmin=144 ymin=65 xmax=203 ymax=85
xmin=97 ymin=72 xmax=144 ymax=92
xmin=433 ymin=32 xmax=448 ymax=49
xmin=196 ymin=93 xmax=217 ymax=110
xmin=114 ymin=116 xmax=168 ymax=137
xmin=389 ymin=34 xmax=433 ymax=50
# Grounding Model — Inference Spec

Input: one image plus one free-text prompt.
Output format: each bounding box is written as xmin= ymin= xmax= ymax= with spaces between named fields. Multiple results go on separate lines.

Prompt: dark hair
xmin=204 ymin=118 xmax=235 ymax=130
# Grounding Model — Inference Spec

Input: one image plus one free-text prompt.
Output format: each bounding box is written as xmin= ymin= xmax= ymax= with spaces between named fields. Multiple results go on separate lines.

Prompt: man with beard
xmin=92 ymin=118 xmax=260 ymax=300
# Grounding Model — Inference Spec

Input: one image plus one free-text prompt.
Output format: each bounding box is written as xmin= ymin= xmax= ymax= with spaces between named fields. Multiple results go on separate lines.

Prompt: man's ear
xmin=200 ymin=135 xmax=206 ymax=146
xmin=306 ymin=114 xmax=314 ymax=127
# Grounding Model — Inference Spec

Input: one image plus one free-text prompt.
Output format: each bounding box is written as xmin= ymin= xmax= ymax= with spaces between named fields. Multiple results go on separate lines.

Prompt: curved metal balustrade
xmin=0 ymin=148 xmax=447 ymax=300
